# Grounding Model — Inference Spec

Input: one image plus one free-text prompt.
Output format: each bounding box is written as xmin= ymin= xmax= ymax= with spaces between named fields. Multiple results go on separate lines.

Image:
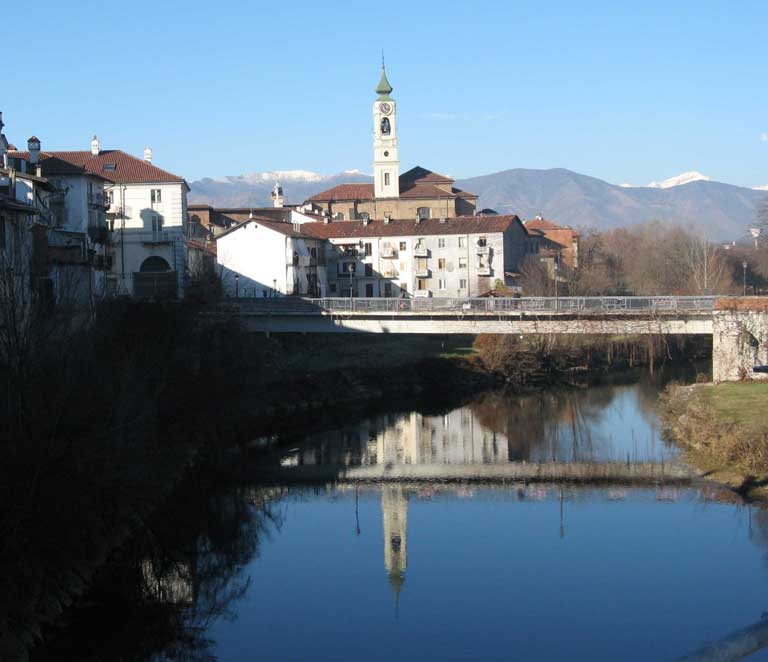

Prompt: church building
xmin=306 ymin=64 xmax=478 ymax=220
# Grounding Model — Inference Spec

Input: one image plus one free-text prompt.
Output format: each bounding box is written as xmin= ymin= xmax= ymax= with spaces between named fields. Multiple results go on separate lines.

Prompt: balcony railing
xmin=476 ymin=245 xmax=490 ymax=255
xmin=476 ymin=267 xmax=492 ymax=276
xmin=380 ymin=247 xmax=397 ymax=258
xmin=413 ymin=246 xmax=429 ymax=257
xmin=88 ymin=192 xmax=109 ymax=209
xmin=414 ymin=290 xmax=431 ymax=298
xmin=415 ymin=268 xmax=431 ymax=278
xmin=138 ymin=231 xmax=174 ymax=244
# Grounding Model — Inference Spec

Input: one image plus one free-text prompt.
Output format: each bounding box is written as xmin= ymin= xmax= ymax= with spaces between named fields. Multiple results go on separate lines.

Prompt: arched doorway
xmin=134 ymin=256 xmax=176 ymax=298
xmin=140 ymin=256 xmax=171 ymax=273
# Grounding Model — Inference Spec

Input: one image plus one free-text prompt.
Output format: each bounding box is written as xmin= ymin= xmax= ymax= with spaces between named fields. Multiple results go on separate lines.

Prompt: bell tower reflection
xmin=381 ymin=485 xmax=408 ymax=610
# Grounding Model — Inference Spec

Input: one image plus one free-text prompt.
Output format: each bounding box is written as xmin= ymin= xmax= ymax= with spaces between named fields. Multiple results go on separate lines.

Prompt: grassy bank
xmin=661 ymin=382 xmax=768 ymax=497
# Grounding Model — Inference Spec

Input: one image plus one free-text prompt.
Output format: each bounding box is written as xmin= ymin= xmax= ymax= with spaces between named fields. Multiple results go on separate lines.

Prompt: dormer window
xmin=103 ymin=163 xmax=117 ymax=172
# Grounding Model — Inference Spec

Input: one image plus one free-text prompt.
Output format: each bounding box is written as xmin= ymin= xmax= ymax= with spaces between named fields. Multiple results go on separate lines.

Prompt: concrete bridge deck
xmin=204 ymin=295 xmax=768 ymax=382
xmin=253 ymin=460 xmax=696 ymax=486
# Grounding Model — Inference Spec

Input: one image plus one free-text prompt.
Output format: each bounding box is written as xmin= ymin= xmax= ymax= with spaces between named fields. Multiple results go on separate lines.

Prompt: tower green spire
xmin=376 ymin=59 xmax=393 ymax=100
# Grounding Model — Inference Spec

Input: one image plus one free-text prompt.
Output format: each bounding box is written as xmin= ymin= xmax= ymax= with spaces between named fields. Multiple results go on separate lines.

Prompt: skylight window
xmin=103 ymin=163 xmax=117 ymax=172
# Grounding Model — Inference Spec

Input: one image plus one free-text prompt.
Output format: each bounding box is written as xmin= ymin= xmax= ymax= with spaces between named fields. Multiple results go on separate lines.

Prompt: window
xmin=384 ymin=172 xmax=391 ymax=186
xmin=336 ymin=212 xmax=345 ymax=220
xmin=417 ymin=278 xmax=428 ymax=290
xmin=399 ymin=241 xmax=407 ymax=251
xmin=151 ymin=189 xmax=162 ymax=203
xmin=103 ymin=163 xmax=117 ymax=172
xmin=417 ymin=207 xmax=431 ymax=220
xmin=400 ymin=282 xmax=408 ymax=293
xmin=477 ymin=236 xmax=487 ymax=247
xmin=349 ymin=208 xmax=355 ymax=219
xmin=438 ymin=258 xmax=446 ymax=270
xmin=459 ymin=278 xmax=467 ymax=289
xmin=384 ymin=282 xmax=392 ymax=297
xmin=364 ymin=242 xmax=372 ymax=256
xmin=438 ymin=278 xmax=446 ymax=290
xmin=339 ymin=262 xmax=356 ymax=275
xmin=107 ymin=190 xmax=114 ymax=204
xmin=458 ymin=236 xmax=466 ymax=248
xmin=151 ymin=213 xmax=163 ymax=233
xmin=360 ymin=212 xmax=370 ymax=221
xmin=438 ymin=238 xmax=445 ymax=248
xmin=330 ymin=283 xmax=337 ymax=293
xmin=459 ymin=257 xmax=468 ymax=269
xmin=364 ymin=263 xmax=373 ymax=277
xmin=416 ymin=258 xmax=428 ymax=271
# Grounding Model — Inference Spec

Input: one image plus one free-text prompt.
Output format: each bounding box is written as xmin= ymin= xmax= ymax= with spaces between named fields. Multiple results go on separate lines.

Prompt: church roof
xmin=400 ymin=166 xmax=453 ymax=185
xmin=301 ymin=215 xmax=523 ymax=239
xmin=376 ymin=64 xmax=393 ymax=99
xmin=306 ymin=166 xmax=477 ymax=202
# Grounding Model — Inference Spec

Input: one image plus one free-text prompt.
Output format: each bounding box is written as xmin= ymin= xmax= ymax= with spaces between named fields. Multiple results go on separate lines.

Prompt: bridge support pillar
xmin=713 ymin=299 xmax=768 ymax=382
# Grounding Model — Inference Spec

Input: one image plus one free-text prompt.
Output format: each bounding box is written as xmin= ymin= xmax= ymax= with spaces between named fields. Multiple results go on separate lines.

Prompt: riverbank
xmin=4 ymin=308 xmax=711 ymax=660
xmin=661 ymin=382 xmax=768 ymax=499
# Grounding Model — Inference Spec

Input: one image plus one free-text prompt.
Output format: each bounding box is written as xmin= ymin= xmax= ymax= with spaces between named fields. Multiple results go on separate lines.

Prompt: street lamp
xmin=743 ymin=260 xmax=748 ymax=296
xmin=348 ymin=262 xmax=355 ymax=298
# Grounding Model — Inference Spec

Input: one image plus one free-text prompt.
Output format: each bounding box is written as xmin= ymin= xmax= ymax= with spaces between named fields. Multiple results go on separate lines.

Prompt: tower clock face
xmin=379 ymin=102 xmax=393 ymax=115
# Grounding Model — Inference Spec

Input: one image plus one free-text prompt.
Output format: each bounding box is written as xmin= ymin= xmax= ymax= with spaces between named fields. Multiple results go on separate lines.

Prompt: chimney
xmin=144 ymin=146 xmax=152 ymax=163
xmin=27 ymin=136 xmax=41 ymax=165
xmin=90 ymin=135 xmax=100 ymax=156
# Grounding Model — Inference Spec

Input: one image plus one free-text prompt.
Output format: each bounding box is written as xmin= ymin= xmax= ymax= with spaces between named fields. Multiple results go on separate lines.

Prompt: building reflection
xmin=382 ymin=485 xmax=408 ymax=609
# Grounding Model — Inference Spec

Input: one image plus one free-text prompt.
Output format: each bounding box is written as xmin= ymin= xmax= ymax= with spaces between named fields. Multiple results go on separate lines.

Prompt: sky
xmin=3 ymin=0 xmax=768 ymax=186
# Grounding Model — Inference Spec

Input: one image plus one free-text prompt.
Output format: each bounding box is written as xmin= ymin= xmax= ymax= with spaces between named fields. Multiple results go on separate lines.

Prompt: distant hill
xmin=189 ymin=167 xmax=767 ymax=241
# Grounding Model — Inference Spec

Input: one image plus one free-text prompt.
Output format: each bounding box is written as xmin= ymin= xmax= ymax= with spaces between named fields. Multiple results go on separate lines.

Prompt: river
xmin=34 ymin=365 xmax=768 ymax=661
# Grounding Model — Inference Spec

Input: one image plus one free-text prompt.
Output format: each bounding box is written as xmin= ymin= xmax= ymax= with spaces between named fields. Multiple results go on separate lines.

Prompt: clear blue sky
xmin=4 ymin=0 xmax=767 ymax=186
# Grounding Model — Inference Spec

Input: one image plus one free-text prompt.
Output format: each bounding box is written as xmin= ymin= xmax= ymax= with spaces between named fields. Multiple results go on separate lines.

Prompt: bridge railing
xmin=219 ymin=295 xmax=719 ymax=314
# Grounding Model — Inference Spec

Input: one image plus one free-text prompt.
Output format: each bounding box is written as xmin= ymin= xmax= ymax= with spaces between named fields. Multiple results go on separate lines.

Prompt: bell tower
xmin=373 ymin=61 xmax=400 ymax=200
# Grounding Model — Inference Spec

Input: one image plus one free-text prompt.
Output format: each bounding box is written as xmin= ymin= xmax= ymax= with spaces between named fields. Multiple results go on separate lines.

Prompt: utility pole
xmin=743 ymin=260 xmax=748 ymax=296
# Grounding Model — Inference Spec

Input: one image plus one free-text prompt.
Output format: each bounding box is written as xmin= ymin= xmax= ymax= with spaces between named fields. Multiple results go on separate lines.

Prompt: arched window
xmin=140 ymin=256 xmax=171 ymax=272
xmin=381 ymin=117 xmax=391 ymax=135
xmin=417 ymin=207 xmax=431 ymax=220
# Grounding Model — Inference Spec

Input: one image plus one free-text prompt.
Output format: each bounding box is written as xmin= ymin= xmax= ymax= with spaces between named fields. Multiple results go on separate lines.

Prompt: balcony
xmin=381 ymin=270 xmax=398 ymax=279
xmin=380 ymin=246 xmax=397 ymax=258
xmin=477 ymin=267 xmax=492 ymax=276
xmin=415 ymin=268 xmax=431 ymax=278
xmin=139 ymin=231 xmax=173 ymax=244
xmin=414 ymin=289 xmax=431 ymax=298
xmin=476 ymin=245 xmax=490 ymax=255
xmin=88 ymin=191 xmax=110 ymax=209
xmin=413 ymin=246 xmax=429 ymax=258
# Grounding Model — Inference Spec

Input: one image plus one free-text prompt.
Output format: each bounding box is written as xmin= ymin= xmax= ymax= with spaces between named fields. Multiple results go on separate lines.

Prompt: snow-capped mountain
xmin=619 ymin=171 xmax=712 ymax=189
xmin=189 ymin=167 xmax=768 ymax=240
xmin=190 ymin=169 xmax=371 ymax=207
xmin=647 ymin=171 xmax=711 ymax=188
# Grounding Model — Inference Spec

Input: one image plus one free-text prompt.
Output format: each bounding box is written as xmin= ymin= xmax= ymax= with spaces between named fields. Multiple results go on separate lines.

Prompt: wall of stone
xmin=713 ymin=308 xmax=768 ymax=382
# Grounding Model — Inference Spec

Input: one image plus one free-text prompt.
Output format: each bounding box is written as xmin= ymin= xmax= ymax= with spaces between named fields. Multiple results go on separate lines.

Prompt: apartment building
xmin=302 ymin=215 xmax=528 ymax=298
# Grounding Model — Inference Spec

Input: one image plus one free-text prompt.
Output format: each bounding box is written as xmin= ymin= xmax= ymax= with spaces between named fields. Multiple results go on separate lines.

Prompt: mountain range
xmin=188 ymin=168 xmax=768 ymax=241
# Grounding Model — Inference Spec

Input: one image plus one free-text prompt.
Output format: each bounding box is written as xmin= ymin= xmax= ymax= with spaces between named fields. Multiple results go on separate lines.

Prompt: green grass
xmin=698 ymin=382 xmax=768 ymax=431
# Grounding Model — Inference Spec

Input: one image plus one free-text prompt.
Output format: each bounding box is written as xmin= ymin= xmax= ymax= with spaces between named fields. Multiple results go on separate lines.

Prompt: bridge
xmin=251 ymin=459 xmax=696 ymax=487
xmin=206 ymin=295 xmax=768 ymax=382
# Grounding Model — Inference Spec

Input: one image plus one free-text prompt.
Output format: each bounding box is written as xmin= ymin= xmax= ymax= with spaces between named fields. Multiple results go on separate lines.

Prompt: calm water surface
xmin=36 ymin=366 xmax=768 ymax=661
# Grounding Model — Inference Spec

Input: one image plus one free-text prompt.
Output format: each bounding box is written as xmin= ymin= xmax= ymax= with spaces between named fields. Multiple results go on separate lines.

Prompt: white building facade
xmin=216 ymin=216 xmax=328 ymax=298
xmin=303 ymin=216 xmax=528 ymax=298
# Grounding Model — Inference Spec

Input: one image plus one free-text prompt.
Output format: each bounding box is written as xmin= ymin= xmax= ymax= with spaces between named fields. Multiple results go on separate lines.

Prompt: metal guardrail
xmin=216 ymin=296 xmax=719 ymax=315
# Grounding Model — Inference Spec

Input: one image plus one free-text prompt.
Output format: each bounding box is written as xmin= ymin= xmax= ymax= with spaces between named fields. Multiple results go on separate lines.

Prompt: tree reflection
xmin=33 ymin=482 xmax=286 ymax=661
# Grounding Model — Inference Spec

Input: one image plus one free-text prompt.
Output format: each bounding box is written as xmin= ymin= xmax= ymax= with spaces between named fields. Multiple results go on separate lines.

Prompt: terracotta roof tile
xmin=301 ymin=215 xmax=523 ymax=239
xmin=8 ymin=149 xmax=186 ymax=186
xmin=307 ymin=183 xmax=375 ymax=202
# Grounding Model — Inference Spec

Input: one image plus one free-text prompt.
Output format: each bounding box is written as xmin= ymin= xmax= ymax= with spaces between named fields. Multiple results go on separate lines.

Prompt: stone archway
xmin=140 ymin=256 xmax=171 ymax=273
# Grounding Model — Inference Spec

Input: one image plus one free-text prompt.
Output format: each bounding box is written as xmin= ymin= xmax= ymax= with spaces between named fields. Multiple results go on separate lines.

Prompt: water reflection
xmin=273 ymin=370 xmax=685 ymax=486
